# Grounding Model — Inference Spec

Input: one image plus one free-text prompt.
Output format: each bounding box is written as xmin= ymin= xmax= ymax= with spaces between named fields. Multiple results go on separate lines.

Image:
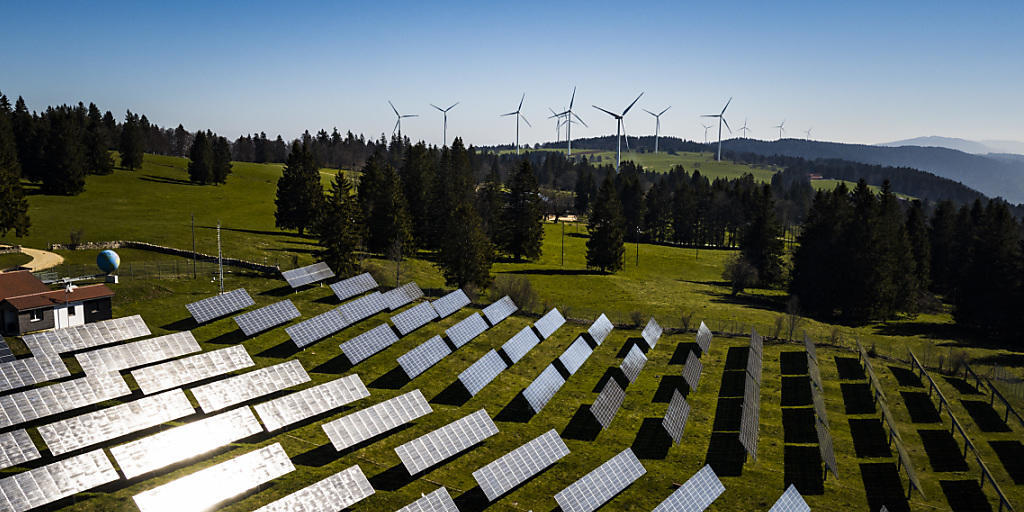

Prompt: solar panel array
xmin=322 ymin=389 xmax=432 ymax=451
xmin=395 ymin=409 xmax=498 ymax=475
xmin=185 ymin=288 xmax=255 ymax=324
xmin=816 ymin=419 xmax=839 ymax=478
xmin=749 ymin=328 xmax=763 ymax=356
xmin=739 ymin=373 xmax=761 ymax=459
xmin=641 ymin=317 xmax=663 ymax=349
xmin=459 ymin=350 xmax=508 ymax=396
xmin=523 ymin=364 xmax=567 ymax=413
xmin=398 ymin=335 xmax=452 ymax=379
xmin=330 ymin=272 xmax=378 ymax=301
xmin=472 ymin=429 xmax=570 ymax=501
xmin=281 ymin=261 xmax=335 ymax=288
xmin=392 ymin=302 xmax=439 ymax=336
xmin=110 ymin=407 xmax=263 ymax=479
xmin=559 ymin=337 xmax=594 ymax=375
xmin=501 ymin=326 xmax=541 ymax=364
xmin=383 ymin=282 xmax=424 ymax=310
xmin=620 ymin=344 xmax=648 ymax=384
xmin=286 ymin=309 xmax=347 ymax=348
xmin=651 ymin=465 xmax=725 ymax=512
xmin=0 ymin=430 xmax=40 ymax=470
xmin=254 ymin=374 xmax=369 ymax=432
xmin=21 ymin=314 xmax=150 ymax=356
xmin=131 ymin=344 xmax=254 ymax=395
xmin=482 ymin=295 xmax=517 ymax=326
xmin=191 ymin=359 xmax=310 ymax=413
xmin=39 ymin=389 xmax=195 ymax=456
xmin=803 ymin=334 xmax=818 ymax=362
xmin=338 ymin=291 xmax=388 ymax=324
xmin=746 ymin=344 xmax=763 ymax=385
xmin=0 ymin=449 xmax=118 ymax=512
xmin=683 ymin=350 xmax=704 ymax=391
xmin=591 ymin=379 xmax=626 ymax=429
xmin=554 ymin=448 xmax=647 ymax=512
xmin=588 ymin=313 xmax=614 ymax=345
xmin=234 ymin=299 xmax=301 ymax=336
xmin=396 ymin=487 xmax=458 ymax=512
xmin=0 ymin=354 xmax=70 ymax=393
xmin=254 ymin=465 xmax=374 ymax=512
xmin=340 ymin=323 xmax=400 ymax=365
xmin=431 ymin=288 xmax=470 ymax=319
xmin=534 ymin=308 xmax=566 ymax=340
xmin=75 ymin=331 xmax=200 ymax=374
xmin=446 ymin=312 xmax=488 ymax=348
xmin=0 ymin=338 xmax=15 ymax=364
xmin=662 ymin=390 xmax=691 ymax=444
xmin=0 ymin=371 xmax=130 ymax=429
xmin=132 ymin=443 xmax=295 ymax=512
xmin=768 ymin=484 xmax=811 ymax=512
xmin=695 ymin=321 xmax=713 ymax=353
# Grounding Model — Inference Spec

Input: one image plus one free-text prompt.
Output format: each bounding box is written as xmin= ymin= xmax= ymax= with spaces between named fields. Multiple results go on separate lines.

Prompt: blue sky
xmin=2 ymin=1 xmax=1022 ymax=148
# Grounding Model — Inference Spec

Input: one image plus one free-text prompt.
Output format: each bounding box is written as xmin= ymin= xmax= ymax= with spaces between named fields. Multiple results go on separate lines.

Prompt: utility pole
xmin=635 ymin=226 xmax=640 ymax=267
xmin=217 ymin=221 xmax=224 ymax=293
xmin=561 ymin=221 xmax=565 ymax=266
xmin=191 ymin=213 xmax=196 ymax=279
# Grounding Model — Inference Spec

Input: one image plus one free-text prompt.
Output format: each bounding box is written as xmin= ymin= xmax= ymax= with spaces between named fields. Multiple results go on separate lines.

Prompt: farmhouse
xmin=0 ymin=270 xmax=113 ymax=336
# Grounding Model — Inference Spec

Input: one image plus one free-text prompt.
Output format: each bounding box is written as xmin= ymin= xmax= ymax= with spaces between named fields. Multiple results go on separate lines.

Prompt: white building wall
xmin=54 ymin=302 xmax=84 ymax=329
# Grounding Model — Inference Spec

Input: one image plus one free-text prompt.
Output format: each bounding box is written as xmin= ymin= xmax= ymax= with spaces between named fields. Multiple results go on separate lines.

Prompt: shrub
xmin=491 ymin=274 xmax=539 ymax=314
xmin=680 ymin=309 xmax=695 ymax=331
xmin=629 ymin=311 xmax=645 ymax=328
xmin=722 ymin=255 xmax=758 ymax=295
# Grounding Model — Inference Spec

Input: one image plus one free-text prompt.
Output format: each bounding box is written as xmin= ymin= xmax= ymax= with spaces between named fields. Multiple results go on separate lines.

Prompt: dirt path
xmin=17 ymin=247 xmax=64 ymax=272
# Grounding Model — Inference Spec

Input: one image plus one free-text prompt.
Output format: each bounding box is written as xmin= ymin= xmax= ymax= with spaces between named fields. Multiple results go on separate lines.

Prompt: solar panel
xmin=132 ymin=443 xmax=295 ymax=512
xmin=75 ymin=331 xmax=201 ymax=374
xmin=651 ymin=464 xmax=725 ymax=512
xmin=662 ymin=390 xmax=691 ymax=445
xmin=0 ymin=337 xmax=15 ymax=364
xmin=0 ymin=371 xmax=130 ymax=429
xmin=0 ymin=354 xmax=69 ymax=393
xmin=253 ymin=464 xmax=374 ymax=512
xmin=749 ymin=328 xmax=763 ymax=355
xmin=768 ymin=484 xmax=810 ymax=512
xmin=254 ymin=374 xmax=369 ymax=432
xmin=21 ymin=314 xmax=151 ymax=357
xmin=816 ymin=419 xmax=839 ymax=478
xmin=191 ymin=359 xmax=310 ymax=413
xmin=523 ymin=364 xmax=567 ymax=413
xmin=338 ymin=291 xmax=388 ymax=325
xmin=620 ymin=344 xmax=648 ymax=384
xmin=559 ymin=336 xmax=594 ymax=375
xmin=746 ymin=347 xmax=762 ymax=385
xmin=445 ymin=312 xmax=489 ymax=348
xmin=0 ymin=430 xmax=40 ymax=470
xmin=383 ymin=282 xmax=424 ymax=310
xmin=322 ymin=389 xmax=433 ymax=451
xmin=683 ymin=350 xmax=703 ymax=391
xmin=534 ymin=308 xmax=566 ymax=340
xmin=459 ymin=350 xmax=508 ymax=396
xmin=185 ymin=288 xmax=255 ymax=324
xmin=811 ymin=378 xmax=829 ymax=428
xmin=281 ymin=261 xmax=335 ymax=288
xmin=588 ymin=313 xmax=614 ymax=345
xmin=502 ymin=326 xmax=541 ymax=364
xmin=395 ymin=409 xmax=498 ymax=475
xmin=591 ymin=379 xmax=626 ymax=429
xmin=0 ymin=449 xmax=117 ymax=512
xmin=330 ymin=272 xmax=379 ymax=301
xmin=472 ymin=429 xmax=570 ymax=501
xmin=340 ymin=323 xmax=400 ymax=365
xmin=807 ymin=354 xmax=824 ymax=390
xmin=554 ymin=448 xmax=647 ymax=512
xmin=482 ymin=295 xmax=517 ymax=326
xmin=398 ymin=335 xmax=452 ymax=379
xmin=39 ymin=389 xmax=195 ymax=456
xmin=642 ymin=317 xmax=663 ymax=349
xmin=804 ymin=334 xmax=817 ymax=361
xmin=392 ymin=302 xmax=439 ymax=336
xmin=396 ymin=487 xmax=458 ymax=512
xmin=739 ymin=375 xmax=760 ymax=459
xmin=110 ymin=407 xmax=263 ymax=479
xmin=286 ymin=309 xmax=348 ymax=348
xmin=695 ymin=321 xmax=712 ymax=353
xmin=131 ymin=344 xmax=255 ymax=395
xmin=432 ymin=288 xmax=470 ymax=319
xmin=234 ymin=299 xmax=301 ymax=336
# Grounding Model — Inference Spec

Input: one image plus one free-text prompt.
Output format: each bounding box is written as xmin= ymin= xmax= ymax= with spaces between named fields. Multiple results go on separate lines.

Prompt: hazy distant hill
xmin=878 ymin=136 xmax=1024 ymax=156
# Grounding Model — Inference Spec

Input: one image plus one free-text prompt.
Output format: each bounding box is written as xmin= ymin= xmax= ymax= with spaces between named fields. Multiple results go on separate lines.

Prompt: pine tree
xmin=399 ymin=143 xmax=436 ymax=248
xmin=119 ymin=110 xmax=144 ymax=170
xmin=41 ymin=108 xmax=86 ymax=195
xmin=357 ymin=150 xmax=412 ymax=255
xmin=954 ymin=200 xmax=1021 ymax=335
xmin=739 ymin=184 xmax=785 ymax=286
xmin=210 ymin=135 xmax=232 ymax=184
xmin=790 ymin=183 xmax=851 ymax=319
xmin=644 ymin=177 xmax=672 ymax=242
xmin=476 ymin=165 xmax=503 ymax=243
xmin=274 ymin=141 xmax=323 ymax=235
xmin=905 ymin=200 xmax=931 ymax=309
xmin=187 ymin=131 xmax=212 ymax=184
xmin=586 ymin=175 xmax=625 ymax=273
xmin=875 ymin=181 xmax=915 ymax=316
xmin=499 ymin=160 xmax=544 ymax=261
xmin=436 ymin=201 xmax=494 ymax=288
xmin=0 ymin=93 xmax=30 ymax=236
xmin=317 ymin=171 xmax=362 ymax=276
xmin=84 ymin=103 xmax=113 ymax=175
xmin=11 ymin=97 xmax=41 ymax=182
xmin=928 ymin=200 xmax=957 ymax=295
xmin=172 ymin=124 xmax=189 ymax=157
xmin=574 ymin=168 xmax=594 ymax=214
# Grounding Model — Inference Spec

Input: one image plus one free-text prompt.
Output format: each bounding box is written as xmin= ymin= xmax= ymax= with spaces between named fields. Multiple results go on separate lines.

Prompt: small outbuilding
xmin=0 ymin=270 xmax=114 ymax=336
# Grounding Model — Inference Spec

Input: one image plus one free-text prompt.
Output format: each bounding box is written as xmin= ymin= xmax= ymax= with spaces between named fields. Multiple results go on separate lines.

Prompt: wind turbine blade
xmin=549 ymin=107 xmax=558 ymax=116
xmin=660 ymin=106 xmax=671 ymax=115
xmin=431 ymin=104 xmax=442 ymax=112
xmin=389 ymin=100 xmax=399 ymax=116
xmin=592 ymin=105 xmax=618 ymax=117
xmin=572 ymin=112 xmax=588 ymax=127
xmin=621 ymin=120 xmax=630 ymax=150
xmin=721 ymin=117 xmax=732 ymax=133
xmin=518 ymin=93 xmax=525 ymax=112
xmin=403 ymin=114 xmax=418 ymax=118
xmin=623 ymin=92 xmax=644 ymax=115
xmin=721 ymin=97 xmax=732 ymax=115
xmin=700 ymin=114 xmax=719 ymax=118
xmin=502 ymin=111 xmax=517 ymax=116
xmin=570 ymin=86 xmax=576 ymax=109
xmin=521 ymin=114 xmax=532 ymax=127
xmin=643 ymin=108 xmax=656 ymax=116
xmin=448 ymin=102 xmax=459 ymax=111
xmin=393 ymin=119 xmax=400 ymax=135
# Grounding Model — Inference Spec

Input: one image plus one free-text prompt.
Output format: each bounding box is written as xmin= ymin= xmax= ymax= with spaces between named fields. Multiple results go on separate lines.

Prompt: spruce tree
xmin=274 ymin=141 xmax=323 ymax=235
xmin=574 ymin=168 xmax=594 ymax=214
xmin=928 ymin=200 xmax=957 ymax=295
xmin=357 ymin=150 xmax=412 ymax=255
xmin=317 ymin=171 xmax=362 ymax=276
xmin=586 ymin=175 xmax=625 ymax=273
xmin=11 ymin=97 xmax=41 ymax=182
xmin=739 ymin=184 xmax=785 ymax=286
xmin=41 ymin=108 xmax=86 ymax=195
xmin=118 ymin=110 xmax=144 ymax=170
xmin=0 ymin=94 xmax=30 ymax=236
xmin=84 ymin=103 xmax=113 ymax=175
xmin=187 ymin=131 xmax=212 ymax=184
xmin=436 ymin=201 xmax=494 ymax=288
xmin=954 ymin=200 xmax=1021 ymax=335
xmin=644 ymin=178 xmax=672 ymax=243
xmin=905 ymin=200 xmax=931 ymax=308
xmin=399 ymin=143 xmax=436 ymax=248
xmin=875 ymin=181 xmax=915 ymax=316
xmin=499 ymin=160 xmax=544 ymax=261
xmin=172 ymin=124 xmax=189 ymax=157
xmin=211 ymin=135 xmax=232 ymax=184
xmin=476 ymin=164 xmax=503 ymax=243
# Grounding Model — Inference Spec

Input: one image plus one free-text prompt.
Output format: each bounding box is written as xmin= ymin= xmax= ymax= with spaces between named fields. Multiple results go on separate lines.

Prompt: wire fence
xmin=34 ymin=260 xmax=258 ymax=283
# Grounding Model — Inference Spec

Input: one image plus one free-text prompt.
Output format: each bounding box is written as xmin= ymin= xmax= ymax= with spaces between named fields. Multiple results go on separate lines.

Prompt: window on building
xmin=29 ymin=310 xmax=43 ymax=322
xmin=67 ymin=306 xmax=76 ymax=317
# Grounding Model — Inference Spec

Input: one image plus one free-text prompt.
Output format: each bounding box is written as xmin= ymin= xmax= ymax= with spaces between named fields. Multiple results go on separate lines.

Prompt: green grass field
xmin=0 ymin=251 xmax=31 ymax=270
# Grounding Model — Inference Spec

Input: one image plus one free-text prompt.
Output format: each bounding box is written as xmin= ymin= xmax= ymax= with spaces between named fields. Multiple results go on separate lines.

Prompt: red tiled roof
xmin=0 ymin=270 xmax=51 ymax=299
xmin=2 ymin=284 xmax=114 ymax=311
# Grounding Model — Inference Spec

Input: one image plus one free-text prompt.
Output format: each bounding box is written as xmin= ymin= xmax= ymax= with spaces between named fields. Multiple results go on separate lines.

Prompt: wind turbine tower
xmin=431 ymin=102 xmax=459 ymax=147
xmin=388 ymin=101 xmax=418 ymax=138
xmin=774 ymin=120 xmax=786 ymax=140
xmin=593 ymin=92 xmax=644 ymax=172
xmin=804 ymin=127 xmax=813 ymax=140
xmin=738 ymin=118 xmax=751 ymax=138
xmin=501 ymin=94 xmax=531 ymax=155
xmin=553 ymin=87 xmax=586 ymax=156
xmin=643 ymin=106 xmax=671 ymax=153
xmin=548 ymin=108 xmax=563 ymax=142
xmin=701 ymin=123 xmax=712 ymax=144
xmin=701 ymin=97 xmax=732 ymax=161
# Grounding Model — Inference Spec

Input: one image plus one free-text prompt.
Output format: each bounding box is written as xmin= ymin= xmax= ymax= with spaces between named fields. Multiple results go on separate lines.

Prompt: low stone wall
xmin=0 ymin=245 xmax=22 ymax=255
xmin=47 ymin=240 xmax=279 ymax=274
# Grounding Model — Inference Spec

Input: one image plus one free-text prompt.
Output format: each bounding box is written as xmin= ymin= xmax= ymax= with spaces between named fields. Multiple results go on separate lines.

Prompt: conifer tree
xmin=187 ymin=130 xmax=212 ymax=184
xmin=172 ymin=124 xmax=189 ymax=157
xmin=84 ymin=103 xmax=113 ymax=175
xmin=317 ymin=171 xmax=361 ymax=276
xmin=436 ymin=201 xmax=494 ymax=288
xmin=118 ymin=110 xmax=144 ymax=170
xmin=211 ymin=135 xmax=232 ymax=184
xmin=586 ymin=175 xmax=625 ymax=272
xmin=499 ymin=160 xmax=544 ymax=261
xmin=905 ymin=200 xmax=931 ymax=309
xmin=644 ymin=178 xmax=672 ymax=242
xmin=11 ymin=97 xmax=40 ymax=182
xmin=928 ymin=200 xmax=957 ymax=295
xmin=476 ymin=164 xmax=503 ymax=243
xmin=274 ymin=141 xmax=323 ymax=235
xmin=399 ymin=143 xmax=436 ymax=248
xmin=954 ymin=200 xmax=1021 ymax=335
xmin=739 ymin=184 xmax=785 ymax=286
xmin=0 ymin=93 xmax=29 ymax=236
xmin=574 ymin=167 xmax=594 ymax=214
xmin=357 ymin=150 xmax=412 ymax=255
xmin=41 ymin=108 xmax=86 ymax=195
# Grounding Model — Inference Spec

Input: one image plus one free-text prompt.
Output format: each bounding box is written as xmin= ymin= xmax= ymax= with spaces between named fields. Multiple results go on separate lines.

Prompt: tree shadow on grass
xmin=431 ymin=380 xmax=471 ymax=407
xmin=652 ymin=376 xmax=689 ymax=403
xmin=668 ymin=343 xmax=701 ymax=364
xmin=780 ymin=352 xmax=808 ymax=375
xmin=840 ymin=383 xmax=875 ymax=414
xmin=706 ymin=290 xmax=784 ymax=313
xmin=918 ymin=429 xmax=969 ymax=472
xmin=494 ymin=392 xmax=534 ymax=423
xmin=782 ymin=408 xmax=817 ymax=444
xmin=834 ymin=356 xmax=865 ymax=380
xmin=859 ymin=462 xmax=911 ymax=512
xmin=197 ymin=225 xmax=315 ymax=240
xmin=368 ymin=366 xmax=410 ymax=390
xmin=888 ymin=366 xmax=922 ymax=387
xmin=704 ymin=433 xmax=746 ymax=477
xmin=140 ymin=174 xmax=192 ymax=185
xmin=631 ymin=418 xmax=672 ymax=460
xmin=900 ymin=392 xmax=941 ymax=423
xmin=784 ymin=445 xmax=824 ymax=495
xmin=989 ymin=440 xmax=1024 ymax=484
xmin=940 ymin=480 xmax=993 ymax=512
xmin=781 ymin=377 xmax=812 ymax=406
xmin=503 ymin=268 xmax=605 ymax=276
xmin=310 ymin=353 xmax=353 ymax=375
xmin=562 ymin=405 xmax=602 ymax=441
xmin=848 ymin=419 xmax=892 ymax=458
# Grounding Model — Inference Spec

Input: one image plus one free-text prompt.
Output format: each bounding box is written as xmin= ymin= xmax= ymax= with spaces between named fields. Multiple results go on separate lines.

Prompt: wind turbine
xmin=738 ymin=118 xmax=751 ymax=138
xmin=430 ymin=101 xmax=459 ymax=147
xmin=701 ymin=97 xmax=732 ymax=161
xmin=643 ymin=106 xmax=671 ymax=153
xmin=774 ymin=120 xmax=786 ymax=139
xmin=548 ymin=108 xmax=563 ymax=142
xmin=501 ymin=94 xmax=531 ymax=155
xmin=553 ymin=87 xmax=586 ymax=156
xmin=804 ymin=127 xmax=813 ymax=140
xmin=388 ymin=101 xmax=417 ymax=138
xmin=701 ymin=123 xmax=712 ymax=144
xmin=593 ymin=92 xmax=644 ymax=172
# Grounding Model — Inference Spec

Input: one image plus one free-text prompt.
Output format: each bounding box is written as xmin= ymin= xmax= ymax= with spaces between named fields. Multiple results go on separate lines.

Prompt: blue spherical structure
xmin=97 ymin=250 xmax=120 ymax=274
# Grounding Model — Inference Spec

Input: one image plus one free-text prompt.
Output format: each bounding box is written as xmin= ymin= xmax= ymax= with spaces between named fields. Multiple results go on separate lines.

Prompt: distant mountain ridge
xmin=878 ymin=136 xmax=994 ymax=154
